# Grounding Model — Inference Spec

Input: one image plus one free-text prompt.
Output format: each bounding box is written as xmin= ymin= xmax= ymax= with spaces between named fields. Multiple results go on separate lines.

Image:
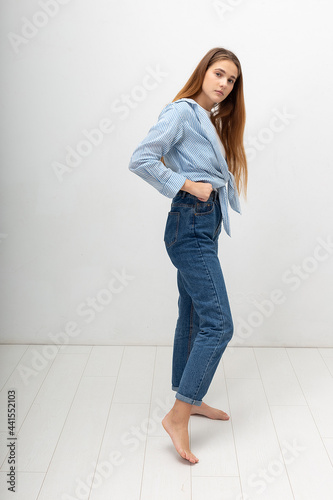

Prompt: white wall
xmin=0 ymin=0 xmax=332 ymax=346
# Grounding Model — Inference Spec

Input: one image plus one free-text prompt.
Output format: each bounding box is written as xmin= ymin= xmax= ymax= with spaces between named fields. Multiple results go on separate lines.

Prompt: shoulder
xmin=158 ymin=100 xmax=193 ymax=121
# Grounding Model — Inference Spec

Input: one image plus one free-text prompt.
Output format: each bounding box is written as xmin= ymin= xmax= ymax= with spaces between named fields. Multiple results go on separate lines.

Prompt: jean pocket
xmin=164 ymin=211 xmax=180 ymax=248
xmin=195 ymin=200 xmax=214 ymax=215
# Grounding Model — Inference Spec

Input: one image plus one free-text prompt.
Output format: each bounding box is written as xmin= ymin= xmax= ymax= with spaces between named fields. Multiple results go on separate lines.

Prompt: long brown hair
xmin=164 ymin=47 xmax=248 ymax=198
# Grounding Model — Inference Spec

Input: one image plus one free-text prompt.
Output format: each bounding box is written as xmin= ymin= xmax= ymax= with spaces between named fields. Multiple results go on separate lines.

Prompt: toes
xmin=183 ymin=450 xmax=199 ymax=463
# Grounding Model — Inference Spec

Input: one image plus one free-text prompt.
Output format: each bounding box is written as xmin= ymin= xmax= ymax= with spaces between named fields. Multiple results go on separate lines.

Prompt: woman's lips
xmin=215 ymin=90 xmax=224 ymax=96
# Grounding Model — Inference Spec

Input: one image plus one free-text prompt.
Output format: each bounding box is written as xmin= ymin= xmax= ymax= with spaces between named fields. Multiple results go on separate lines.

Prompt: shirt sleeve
xmin=128 ymin=103 xmax=187 ymax=198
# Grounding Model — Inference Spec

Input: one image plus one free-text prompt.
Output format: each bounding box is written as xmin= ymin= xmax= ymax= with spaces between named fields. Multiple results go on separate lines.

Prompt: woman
xmin=128 ymin=47 xmax=248 ymax=463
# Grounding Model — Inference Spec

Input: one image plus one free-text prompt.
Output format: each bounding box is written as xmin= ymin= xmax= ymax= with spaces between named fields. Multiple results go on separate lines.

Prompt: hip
xmin=164 ymin=189 xmax=222 ymax=249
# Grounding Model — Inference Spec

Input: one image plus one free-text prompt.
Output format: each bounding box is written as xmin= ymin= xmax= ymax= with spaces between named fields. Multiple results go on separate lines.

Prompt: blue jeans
xmin=164 ymin=189 xmax=233 ymax=406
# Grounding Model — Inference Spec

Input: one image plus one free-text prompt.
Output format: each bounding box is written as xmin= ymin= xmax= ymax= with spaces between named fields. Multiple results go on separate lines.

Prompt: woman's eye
xmin=215 ymin=72 xmax=234 ymax=84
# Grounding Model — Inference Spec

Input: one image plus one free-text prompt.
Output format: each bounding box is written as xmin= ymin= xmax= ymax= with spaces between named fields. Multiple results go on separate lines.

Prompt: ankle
xmin=170 ymin=400 xmax=192 ymax=423
xmin=167 ymin=407 xmax=187 ymax=422
xmin=173 ymin=399 xmax=193 ymax=415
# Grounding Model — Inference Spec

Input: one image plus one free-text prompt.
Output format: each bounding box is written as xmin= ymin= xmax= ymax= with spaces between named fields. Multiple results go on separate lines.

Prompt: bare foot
xmin=191 ymin=401 xmax=230 ymax=420
xmin=162 ymin=410 xmax=199 ymax=464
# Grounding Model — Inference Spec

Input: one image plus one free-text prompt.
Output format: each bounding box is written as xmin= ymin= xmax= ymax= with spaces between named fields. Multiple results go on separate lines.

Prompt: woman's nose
xmin=220 ymin=77 xmax=227 ymax=88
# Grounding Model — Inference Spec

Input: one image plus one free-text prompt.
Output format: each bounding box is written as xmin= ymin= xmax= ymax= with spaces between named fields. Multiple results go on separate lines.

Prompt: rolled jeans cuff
xmin=172 ymin=386 xmax=202 ymax=406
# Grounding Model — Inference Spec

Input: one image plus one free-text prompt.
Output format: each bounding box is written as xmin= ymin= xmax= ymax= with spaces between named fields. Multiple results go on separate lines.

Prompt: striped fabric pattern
xmin=128 ymin=98 xmax=241 ymax=237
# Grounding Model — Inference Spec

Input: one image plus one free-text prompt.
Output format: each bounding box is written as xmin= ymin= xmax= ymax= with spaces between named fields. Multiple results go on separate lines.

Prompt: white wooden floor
xmin=0 ymin=345 xmax=333 ymax=500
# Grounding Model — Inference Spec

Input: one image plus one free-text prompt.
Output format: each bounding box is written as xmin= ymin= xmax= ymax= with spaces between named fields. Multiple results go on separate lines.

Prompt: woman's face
xmin=195 ymin=59 xmax=238 ymax=110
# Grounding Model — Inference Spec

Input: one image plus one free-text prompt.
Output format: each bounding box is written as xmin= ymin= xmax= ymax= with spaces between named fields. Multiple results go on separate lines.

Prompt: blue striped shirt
xmin=128 ymin=97 xmax=241 ymax=236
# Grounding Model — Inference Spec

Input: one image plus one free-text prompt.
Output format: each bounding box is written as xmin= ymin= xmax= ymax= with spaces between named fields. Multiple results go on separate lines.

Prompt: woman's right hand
xmin=181 ymin=179 xmax=213 ymax=202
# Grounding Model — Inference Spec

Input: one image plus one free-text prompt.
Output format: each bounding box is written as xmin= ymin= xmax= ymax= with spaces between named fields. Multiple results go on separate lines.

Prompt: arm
xmin=128 ymin=103 xmax=213 ymax=201
xmin=128 ymin=104 xmax=187 ymax=198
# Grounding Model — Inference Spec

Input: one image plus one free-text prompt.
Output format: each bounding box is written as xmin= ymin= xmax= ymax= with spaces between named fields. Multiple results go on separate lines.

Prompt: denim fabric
xmin=164 ymin=189 xmax=233 ymax=406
